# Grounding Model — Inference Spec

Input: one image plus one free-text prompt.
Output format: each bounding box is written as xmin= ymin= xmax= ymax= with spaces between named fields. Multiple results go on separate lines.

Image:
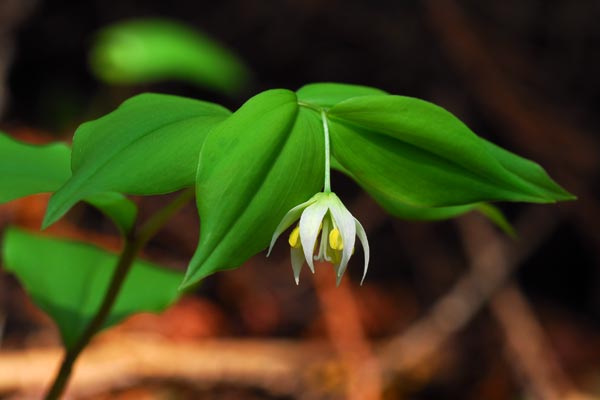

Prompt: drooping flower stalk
xmin=321 ymin=109 xmax=331 ymax=193
xmin=268 ymin=108 xmax=370 ymax=284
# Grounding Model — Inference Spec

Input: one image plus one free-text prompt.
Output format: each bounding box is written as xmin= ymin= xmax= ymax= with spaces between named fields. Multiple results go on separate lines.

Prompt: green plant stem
xmin=136 ymin=188 xmax=195 ymax=245
xmin=44 ymin=188 xmax=194 ymax=400
xmin=321 ymin=109 xmax=331 ymax=192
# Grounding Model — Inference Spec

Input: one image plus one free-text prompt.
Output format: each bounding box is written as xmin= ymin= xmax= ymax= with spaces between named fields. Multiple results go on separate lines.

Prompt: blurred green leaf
xmin=2 ymin=228 xmax=183 ymax=349
xmin=296 ymin=82 xmax=387 ymax=108
xmin=328 ymin=95 xmax=574 ymax=207
xmin=0 ymin=132 xmax=137 ymax=232
xmin=44 ymin=93 xmax=230 ymax=228
xmin=0 ymin=133 xmax=71 ymax=202
xmin=90 ymin=19 xmax=250 ymax=95
xmin=476 ymin=203 xmax=517 ymax=238
xmin=183 ymin=89 xmax=324 ymax=288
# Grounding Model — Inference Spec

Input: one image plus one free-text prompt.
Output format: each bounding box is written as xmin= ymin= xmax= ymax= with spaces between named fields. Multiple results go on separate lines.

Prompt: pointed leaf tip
xmin=329 ymin=95 xmax=574 ymax=207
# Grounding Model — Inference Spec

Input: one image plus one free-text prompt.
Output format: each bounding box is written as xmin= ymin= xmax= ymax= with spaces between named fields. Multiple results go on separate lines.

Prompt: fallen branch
xmin=0 ymin=335 xmax=334 ymax=399
xmin=377 ymin=207 xmax=559 ymax=377
xmin=459 ymin=214 xmax=593 ymax=400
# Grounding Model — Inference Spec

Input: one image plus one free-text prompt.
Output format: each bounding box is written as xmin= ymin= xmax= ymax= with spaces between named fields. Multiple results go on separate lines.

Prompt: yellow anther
xmin=329 ymin=228 xmax=344 ymax=250
xmin=288 ymin=226 xmax=302 ymax=248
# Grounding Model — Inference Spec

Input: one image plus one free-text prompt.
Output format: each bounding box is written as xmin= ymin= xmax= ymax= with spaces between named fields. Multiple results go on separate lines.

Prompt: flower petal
xmin=328 ymin=194 xmax=356 ymax=278
xmin=355 ymin=218 xmax=370 ymax=284
xmin=290 ymin=246 xmax=305 ymax=284
xmin=267 ymin=196 xmax=316 ymax=256
xmin=332 ymin=257 xmax=345 ymax=286
xmin=299 ymin=202 xmax=328 ymax=272
xmin=315 ymin=215 xmax=331 ymax=262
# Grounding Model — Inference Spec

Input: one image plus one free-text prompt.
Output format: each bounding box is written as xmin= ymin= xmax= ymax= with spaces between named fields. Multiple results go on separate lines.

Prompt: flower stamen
xmin=328 ymin=228 xmax=344 ymax=250
xmin=288 ymin=226 xmax=302 ymax=248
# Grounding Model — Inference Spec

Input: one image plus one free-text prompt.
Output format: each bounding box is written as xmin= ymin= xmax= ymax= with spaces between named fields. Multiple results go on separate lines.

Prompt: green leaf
xmin=328 ymin=95 xmax=574 ymax=207
xmin=297 ymin=82 xmax=387 ymax=109
xmin=480 ymin=138 xmax=574 ymax=201
xmin=0 ymin=132 xmax=137 ymax=232
xmin=44 ymin=93 xmax=230 ymax=228
xmin=368 ymin=183 xmax=477 ymax=220
xmin=0 ymin=133 xmax=71 ymax=202
xmin=476 ymin=203 xmax=517 ymax=238
xmin=333 ymin=153 xmax=516 ymax=233
xmin=330 ymin=154 xmax=476 ymax=220
xmin=90 ymin=18 xmax=250 ymax=95
xmin=182 ymin=89 xmax=324 ymax=288
xmin=2 ymin=228 xmax=184 ymax=349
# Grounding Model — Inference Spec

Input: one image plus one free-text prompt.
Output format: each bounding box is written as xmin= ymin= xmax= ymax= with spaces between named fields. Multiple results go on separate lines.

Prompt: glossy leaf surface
xmin=44 ymin=93 xmax=230 ymax=228
xmin=332 ymin=154 xmax=515 ymax=232
xmin=368 ymin=183 xmax=477 ymax=220
xmin=183 ymin=89 xmax=324 ymax=287
xmin=297 ymin=82 xmax=387 ymax=108
xmin=2 ymin=228 xmax=183 ymax=349
xmin=90 ymin=19 xmax=250 ymax=94
xmin=328 ymin=95 xmax=574 ymax=207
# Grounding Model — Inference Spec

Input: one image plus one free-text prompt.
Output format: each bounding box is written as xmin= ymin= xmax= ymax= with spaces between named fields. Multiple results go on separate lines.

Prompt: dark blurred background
xmin=0 ymin=0 xmax=598 ymax=399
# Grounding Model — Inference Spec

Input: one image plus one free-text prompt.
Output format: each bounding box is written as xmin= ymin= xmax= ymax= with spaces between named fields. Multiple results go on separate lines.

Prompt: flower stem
xmin=44 ymin=235 xmax=137 ymax=400
xmin=43 ymin=188 xmax=194 ymax=400
xmin=321 ymin=110 xmax=332 ymax=192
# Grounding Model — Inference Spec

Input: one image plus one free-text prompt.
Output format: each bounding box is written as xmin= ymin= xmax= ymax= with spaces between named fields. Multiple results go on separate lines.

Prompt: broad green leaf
xmin=332 ymin=154 xmax=515 ymax=234
xmin=329 ymin=119 xmax=541 ymax=207
xmin=363 ymin=177 xmax=516 ymax=233
xmin=330 ymin=154 xmax=476 ymax=220
xmin=367 ymin=182 xmax=477 ymax=220
xmin=183 ymin=89 xmax=324 ymax=288
xmin=328 ymin=95 xmax=574 ymax=207
xmin=0 ymin=132 xmax=137 ymax=232
xmin=44 ymin=93 xmax=230 ymax=228
xmin=376 ymin=191 xmax=515 ymax=235
xmin=2 ymin=228 xmax=183 ymax=349
xmin=296 ymin=82 xmax=387 ymax=109
xmin=0 ymin=133 xmax=71 ymax=202
xmin=90 ymin=19 xmax=250 ymax=95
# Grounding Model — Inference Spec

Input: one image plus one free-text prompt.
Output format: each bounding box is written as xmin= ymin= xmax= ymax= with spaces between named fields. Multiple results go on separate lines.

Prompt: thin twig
xmin=458 ymin=214 xmax=589 ymax=400
xmin=377 ymin=207 xmax=559 ymax=377
xmin=43 ymin=188 xmax=194 ymax=399
xmin=0 ymin=313 xmax=5 ymax=349
xmin=43 ymin=235 xmax=138 ymax=399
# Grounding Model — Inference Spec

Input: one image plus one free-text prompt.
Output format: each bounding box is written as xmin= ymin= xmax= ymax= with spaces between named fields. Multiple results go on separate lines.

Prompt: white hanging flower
xmin=267 ymin=192 xmax=370 ymax=285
